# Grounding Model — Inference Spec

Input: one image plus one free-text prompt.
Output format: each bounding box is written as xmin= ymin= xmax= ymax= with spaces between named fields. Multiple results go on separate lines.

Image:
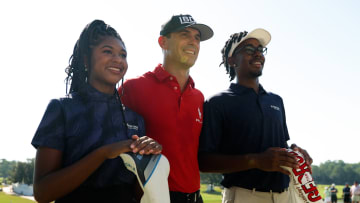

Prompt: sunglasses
xmin=233 ymin=45 xmax=267 ymax=56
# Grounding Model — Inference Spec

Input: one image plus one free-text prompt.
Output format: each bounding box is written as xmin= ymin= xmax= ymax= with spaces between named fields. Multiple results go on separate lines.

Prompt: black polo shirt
xmin=199 ymin=83 xmax=290 ymax=191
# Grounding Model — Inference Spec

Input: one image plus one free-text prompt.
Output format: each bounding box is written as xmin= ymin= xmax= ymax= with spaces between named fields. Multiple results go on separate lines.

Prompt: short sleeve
xmin=198 ymin=99 xmax=224 ymax=153
xmin=31 ymin=99 xmax=65 ymax=151
xmin=280 ymin=97 xmax=290 ymax=141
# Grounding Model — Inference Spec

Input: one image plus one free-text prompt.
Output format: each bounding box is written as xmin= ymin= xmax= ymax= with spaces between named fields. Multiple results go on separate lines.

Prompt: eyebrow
xmin=101 ymin=45 xmax=127 ymax=53
xmin=101 ymin=45 xmax=114 ymax=49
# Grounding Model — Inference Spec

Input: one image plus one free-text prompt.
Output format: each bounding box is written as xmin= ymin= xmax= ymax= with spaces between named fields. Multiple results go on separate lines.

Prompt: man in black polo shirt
xmin=198 ymin=28 xmax=313 ymax=203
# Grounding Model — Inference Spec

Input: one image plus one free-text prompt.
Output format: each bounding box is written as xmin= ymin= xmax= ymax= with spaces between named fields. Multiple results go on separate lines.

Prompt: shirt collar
xmin=230 ymin=83 xmax=267 ymax=95
xmin=153 ymin=64 xmax=195 ymax=88
xmin=78 ymin=84 xmax=118 ymax=102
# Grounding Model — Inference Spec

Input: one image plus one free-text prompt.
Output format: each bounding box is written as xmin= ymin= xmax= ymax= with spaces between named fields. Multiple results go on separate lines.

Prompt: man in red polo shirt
xmin=119 ymin=14 xmax=213 ymax=203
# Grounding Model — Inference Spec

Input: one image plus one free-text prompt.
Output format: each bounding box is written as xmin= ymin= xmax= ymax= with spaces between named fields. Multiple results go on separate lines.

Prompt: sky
xmin=0 ymin=0 xmax=359 ymax=166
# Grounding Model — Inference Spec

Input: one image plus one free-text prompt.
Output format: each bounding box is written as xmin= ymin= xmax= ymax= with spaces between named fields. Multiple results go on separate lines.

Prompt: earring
xmin=84 ymin=64 xmax=88 ymax=72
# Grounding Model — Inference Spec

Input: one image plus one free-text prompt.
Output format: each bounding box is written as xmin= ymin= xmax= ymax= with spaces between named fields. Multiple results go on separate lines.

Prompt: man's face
xmin=163 ymin=27 xmax=201 ymax=68
xmin=230 ymin=38 xmax=266 ymax=79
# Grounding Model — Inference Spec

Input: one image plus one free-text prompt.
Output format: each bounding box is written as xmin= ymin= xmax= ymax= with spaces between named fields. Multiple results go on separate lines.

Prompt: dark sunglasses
xmin=234 ymin=45 xmax=267 ymax=56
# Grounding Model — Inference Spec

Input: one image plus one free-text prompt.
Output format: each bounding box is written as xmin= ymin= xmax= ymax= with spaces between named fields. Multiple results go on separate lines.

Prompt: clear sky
xmin=1 ymin=0 xmax=359 ymax=166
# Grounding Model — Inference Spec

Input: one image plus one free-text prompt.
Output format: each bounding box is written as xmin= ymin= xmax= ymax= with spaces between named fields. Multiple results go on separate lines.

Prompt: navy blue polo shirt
xmin=32 ymin=84 xmax=145 ymax=189
xmin=199 ymin=83 xmax=290 ymax=190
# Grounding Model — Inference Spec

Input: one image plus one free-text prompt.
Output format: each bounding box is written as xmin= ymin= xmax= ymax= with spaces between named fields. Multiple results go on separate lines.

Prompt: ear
xmin=228 ymin=56 xmax=236 ymax=68
xmin=83 ymin=55 xmax=89 ymax=68
xmin=158 ymin=36 xmax=168 ymax=50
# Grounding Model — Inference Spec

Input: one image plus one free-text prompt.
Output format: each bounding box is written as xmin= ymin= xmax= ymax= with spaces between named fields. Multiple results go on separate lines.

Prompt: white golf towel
xmin=120 ymin=153 xmax=170 ymax=203
xmin=282 ymin=149 xmax=324 ymax=203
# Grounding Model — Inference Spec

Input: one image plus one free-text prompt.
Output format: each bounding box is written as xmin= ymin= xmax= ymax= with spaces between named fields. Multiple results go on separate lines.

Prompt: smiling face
xmin=88 ymin=36 xmax=128 ymax=94
xmin=161 ymin=27 xmax=200 ymax=69
xmin=229 ymin=38 xmax=265 ymax=81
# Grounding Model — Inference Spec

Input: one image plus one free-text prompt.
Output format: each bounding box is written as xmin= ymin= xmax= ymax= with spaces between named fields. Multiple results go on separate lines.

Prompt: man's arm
xmin=199 ymin=147 xmax=299 ymax=176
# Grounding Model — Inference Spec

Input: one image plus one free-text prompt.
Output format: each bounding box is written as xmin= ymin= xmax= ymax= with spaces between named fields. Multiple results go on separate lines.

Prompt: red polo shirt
xmin=119 ymin=64 xmax=204 ymax=193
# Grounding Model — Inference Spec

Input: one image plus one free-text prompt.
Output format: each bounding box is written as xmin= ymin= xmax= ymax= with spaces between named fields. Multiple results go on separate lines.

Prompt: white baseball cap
xmin=228 ymin=28 xmax=271 ymax=58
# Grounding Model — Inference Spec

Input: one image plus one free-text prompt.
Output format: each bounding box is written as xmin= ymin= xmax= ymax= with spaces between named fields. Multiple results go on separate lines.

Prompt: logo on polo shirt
xmin=127 ymin=123 xmax=139 ymax=131
xmin=196 ymin=107 xmax=202 ymax=123
xmin=270 ymin=105 xmax=280 ymax=111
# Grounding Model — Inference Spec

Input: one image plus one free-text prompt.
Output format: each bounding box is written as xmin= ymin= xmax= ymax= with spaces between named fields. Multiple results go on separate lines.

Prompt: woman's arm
xmin=33 ymin=135 xmax=162 ymax=203
xmin=33 ymin=139 xmax=133 ymax=203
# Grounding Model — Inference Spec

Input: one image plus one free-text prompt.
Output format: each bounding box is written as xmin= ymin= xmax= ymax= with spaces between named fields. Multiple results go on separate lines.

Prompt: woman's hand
xmin=129 ymin=135 xmax=162 ymax=155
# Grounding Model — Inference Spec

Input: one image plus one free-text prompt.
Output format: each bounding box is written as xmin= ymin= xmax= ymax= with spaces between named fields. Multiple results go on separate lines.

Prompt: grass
xmin=0 ymin=183 xmax=346 ymax=203
xmin=200 ymin=184 xmax=222 ymax=203
xmin=0 ymin=192 xmax=35 ymax=203
xmin=317 ymin=184 xmax=346 ymax=200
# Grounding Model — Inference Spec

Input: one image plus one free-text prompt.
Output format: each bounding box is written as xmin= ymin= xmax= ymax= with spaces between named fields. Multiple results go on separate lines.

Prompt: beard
xmin=249 ymin=69 xmax=262 ymax=78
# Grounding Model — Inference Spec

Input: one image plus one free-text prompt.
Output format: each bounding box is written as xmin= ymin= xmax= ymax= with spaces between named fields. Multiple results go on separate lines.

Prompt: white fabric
xmin=228 ymin=28 xmax=271 ymax=57
xmin=352 ymin=195 xmax=360 ymax=202
xmin=351 ymin=185 xmax=360 ymax=195
xmin=222 ymin=186 xmax=290 ymax=203
xmin=120 ymin=153 xmax=170 ymax=203
xmin=281 ymin=149 xmax=324 ymax=203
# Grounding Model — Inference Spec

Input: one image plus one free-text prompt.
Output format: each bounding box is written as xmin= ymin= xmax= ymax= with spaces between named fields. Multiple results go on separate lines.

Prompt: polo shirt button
xmin=170 ymin=77 xmax=173 ymax=80
xmin=174 ymin=86 xmax=178 ymax=90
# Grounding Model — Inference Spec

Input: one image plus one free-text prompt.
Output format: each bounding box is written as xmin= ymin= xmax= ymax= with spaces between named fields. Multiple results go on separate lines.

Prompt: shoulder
xmin=264 ymin=91 xmax=285 ymax=106
xmin=56 ymin=93 xmax=84 ymax=107
xmin=122 ymin=73 xmax=154 ymax=94
xmin=206 ymin=88 xmax=234 ymax=105
xmin=123 ymin=72 xmax=153 ymax=86
xmin=266 ymin=91 xmax=283 ymax=100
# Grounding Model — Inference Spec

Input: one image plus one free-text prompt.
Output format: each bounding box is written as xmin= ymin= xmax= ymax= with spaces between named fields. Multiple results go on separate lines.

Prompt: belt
xmin=253 ymin=188 xmax=288 ymax=193
xmin=241 ymin=186 xmax=288 ymax=193
xmin=170 ymin=190 xmax=201 ymax=203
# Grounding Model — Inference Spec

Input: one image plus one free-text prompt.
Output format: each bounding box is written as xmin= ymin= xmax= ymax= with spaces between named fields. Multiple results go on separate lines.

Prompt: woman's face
xmin=88 ymin=36 xmax=128 ymax=94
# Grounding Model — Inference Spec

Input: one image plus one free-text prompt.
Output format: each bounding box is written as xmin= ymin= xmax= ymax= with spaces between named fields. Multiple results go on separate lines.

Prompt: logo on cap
xmin=179 ymin=15 xmax=195 ymax=24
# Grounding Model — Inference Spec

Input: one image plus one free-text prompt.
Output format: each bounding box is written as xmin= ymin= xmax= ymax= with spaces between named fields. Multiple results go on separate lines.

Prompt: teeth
xmin=185 ymin=50 xmax=195 ymax=55
xmin=109 ymin=67 xmax=122 ymax=72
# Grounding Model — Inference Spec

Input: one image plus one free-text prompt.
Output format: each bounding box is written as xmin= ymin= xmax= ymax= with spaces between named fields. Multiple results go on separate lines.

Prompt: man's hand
xmin=290 ymin=143 xmax=313 ymax=172
xmin=254 ymin=147 xmax=299 ymax=175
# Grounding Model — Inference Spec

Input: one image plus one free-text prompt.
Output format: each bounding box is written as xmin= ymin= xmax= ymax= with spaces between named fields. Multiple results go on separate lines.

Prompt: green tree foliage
xmin=200 ymin=160 xmax=360 ymax=186
xmin=0 ymin=159 xmax=17 ymax=179
xmin=0 ymin=158 xmax=34 ymax=185
xmin=200 ymin=173 xmax=222 ymax=185
xmin=312 ymin=160 xmax=360 ymax=185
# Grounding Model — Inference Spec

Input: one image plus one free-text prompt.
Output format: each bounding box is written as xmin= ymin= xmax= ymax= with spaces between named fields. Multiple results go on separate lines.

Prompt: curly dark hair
xmin=219 ymin=31 xmax=248 ymax=81
xmin=65 ymin=20 xmax=124 ymax=94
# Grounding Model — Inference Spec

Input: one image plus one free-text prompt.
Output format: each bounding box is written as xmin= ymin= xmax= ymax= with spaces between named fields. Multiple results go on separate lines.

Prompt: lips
xmin=250 ymin=60 xmax=264 ymax=68
xmin=107 ymin=66 xmax=125 ymax=74
xmin=184 ymin=49 xmax=196 ymax=55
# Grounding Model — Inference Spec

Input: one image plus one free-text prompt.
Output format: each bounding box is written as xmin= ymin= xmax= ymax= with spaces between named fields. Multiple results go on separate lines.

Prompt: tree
xmin=10 ymin=158 xmax=35 ymax=185
xmin=0 ymin=159 xmax=17 ymax=179
xmin=200 ymin=173 xmax=222 ymax=185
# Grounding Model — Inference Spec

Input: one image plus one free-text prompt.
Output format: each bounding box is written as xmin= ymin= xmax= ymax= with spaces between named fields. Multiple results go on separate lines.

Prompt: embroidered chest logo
xmin=196 ymin=107 xmax=202 ymax=123
xmin=127 ymin=123 xmax=139 ymax=131
xmin=270 ymin=105 xmax=280 ymax=111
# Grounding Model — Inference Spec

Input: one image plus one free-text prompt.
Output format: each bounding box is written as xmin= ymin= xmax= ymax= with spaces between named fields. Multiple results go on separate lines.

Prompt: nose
xmin=188 ymin=37 xmax=200 ymax=51
xmin=113 ymin=54 xmax=126 ymax=63
xmin=253 ymin=50 xmax=264 ymax=58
